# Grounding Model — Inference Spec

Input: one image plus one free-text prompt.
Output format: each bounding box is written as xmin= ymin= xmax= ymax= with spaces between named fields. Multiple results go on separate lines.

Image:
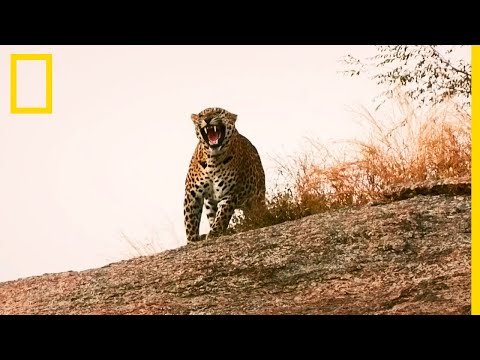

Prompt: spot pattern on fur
xmin=184 ymin=107 xmax=266 ymax=243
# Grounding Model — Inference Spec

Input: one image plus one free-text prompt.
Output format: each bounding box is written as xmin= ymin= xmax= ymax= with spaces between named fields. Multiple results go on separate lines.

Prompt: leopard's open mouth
xmin=201 ymin=124 xmax=226 ymax=148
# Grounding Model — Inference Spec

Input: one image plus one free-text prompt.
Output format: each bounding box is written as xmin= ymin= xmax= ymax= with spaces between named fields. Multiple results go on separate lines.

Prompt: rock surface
xmin=0 ymin=179 xmax=471 ymax=314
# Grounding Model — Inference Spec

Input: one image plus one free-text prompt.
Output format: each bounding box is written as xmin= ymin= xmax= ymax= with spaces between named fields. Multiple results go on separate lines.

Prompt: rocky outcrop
xmin=0 ymin=178 xmax=471 ymax=314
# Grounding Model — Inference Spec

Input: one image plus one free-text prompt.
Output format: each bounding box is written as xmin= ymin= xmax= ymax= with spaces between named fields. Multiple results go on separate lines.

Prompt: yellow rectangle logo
xmin=10 ymin=54 xmax=52 ymax=114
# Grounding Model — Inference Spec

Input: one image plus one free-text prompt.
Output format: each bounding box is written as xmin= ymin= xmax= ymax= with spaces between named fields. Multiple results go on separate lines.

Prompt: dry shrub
xmin=232 ymin=95 xmax=471 ymax=233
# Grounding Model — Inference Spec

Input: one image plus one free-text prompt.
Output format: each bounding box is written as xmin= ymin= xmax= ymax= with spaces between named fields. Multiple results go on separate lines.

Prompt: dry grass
xmin=232 ymin=95 xmax=471 ymax=233
xmin=121 ymin=231 xmax=165 ymax=257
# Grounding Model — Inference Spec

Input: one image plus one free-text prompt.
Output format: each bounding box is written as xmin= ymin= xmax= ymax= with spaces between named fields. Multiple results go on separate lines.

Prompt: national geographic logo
xmin=10 ymin=54 xmax=53 ymax=114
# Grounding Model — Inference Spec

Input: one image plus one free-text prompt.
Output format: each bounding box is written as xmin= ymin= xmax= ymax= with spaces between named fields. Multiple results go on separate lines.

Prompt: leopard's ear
xmin=191 ymin=114 xmax=199 ymax=123
xmin=230 ymin=113 xmax=237 ymax=123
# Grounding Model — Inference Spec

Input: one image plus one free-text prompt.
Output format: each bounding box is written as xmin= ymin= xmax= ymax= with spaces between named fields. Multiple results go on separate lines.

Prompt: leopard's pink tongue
xmin=208 ymin=129 xmax=220 ymax=144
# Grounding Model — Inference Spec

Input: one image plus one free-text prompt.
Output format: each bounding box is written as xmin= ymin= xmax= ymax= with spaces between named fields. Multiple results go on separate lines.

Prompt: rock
xmin=0 ymin=179 xmax=471 ymax=314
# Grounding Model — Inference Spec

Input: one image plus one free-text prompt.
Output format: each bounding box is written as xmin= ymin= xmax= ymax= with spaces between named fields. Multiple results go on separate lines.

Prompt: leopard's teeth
xmin=213 ymin=126 xmax=217 ymax=132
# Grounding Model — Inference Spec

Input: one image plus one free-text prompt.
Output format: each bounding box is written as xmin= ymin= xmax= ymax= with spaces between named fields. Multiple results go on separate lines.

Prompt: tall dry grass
xmin=232 ymin=96 xmax=471 ymax=232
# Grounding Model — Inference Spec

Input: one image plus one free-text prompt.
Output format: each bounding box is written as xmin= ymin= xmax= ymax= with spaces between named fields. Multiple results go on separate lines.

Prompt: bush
xmin=231 ymin=95 xmax=471 ymax=233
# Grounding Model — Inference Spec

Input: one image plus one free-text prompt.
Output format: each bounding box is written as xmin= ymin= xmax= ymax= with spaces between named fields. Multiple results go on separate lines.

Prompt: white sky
xmin=0 ymin=45 xmax=469 ymax=282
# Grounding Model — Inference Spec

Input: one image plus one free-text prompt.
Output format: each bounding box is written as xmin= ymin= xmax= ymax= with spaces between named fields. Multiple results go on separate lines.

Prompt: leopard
xmin=184 ymin=107 xmax=266 ymax=243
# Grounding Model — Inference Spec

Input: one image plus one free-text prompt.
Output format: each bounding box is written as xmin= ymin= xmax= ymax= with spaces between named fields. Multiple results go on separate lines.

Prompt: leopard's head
xmin=191 ymin=107 xmax=237 ymax=155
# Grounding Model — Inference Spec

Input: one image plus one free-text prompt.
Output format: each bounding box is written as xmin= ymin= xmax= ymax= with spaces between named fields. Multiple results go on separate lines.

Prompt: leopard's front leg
xmin=207 ymin=195 xmax=237 ymax=240
xmin=184 ymin=187 xmax=204 ymax=243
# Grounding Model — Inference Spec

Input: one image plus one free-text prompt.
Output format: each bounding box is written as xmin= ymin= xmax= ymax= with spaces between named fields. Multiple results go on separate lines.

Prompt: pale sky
xmin=0 ymin=45 xmax=467 ymax=283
